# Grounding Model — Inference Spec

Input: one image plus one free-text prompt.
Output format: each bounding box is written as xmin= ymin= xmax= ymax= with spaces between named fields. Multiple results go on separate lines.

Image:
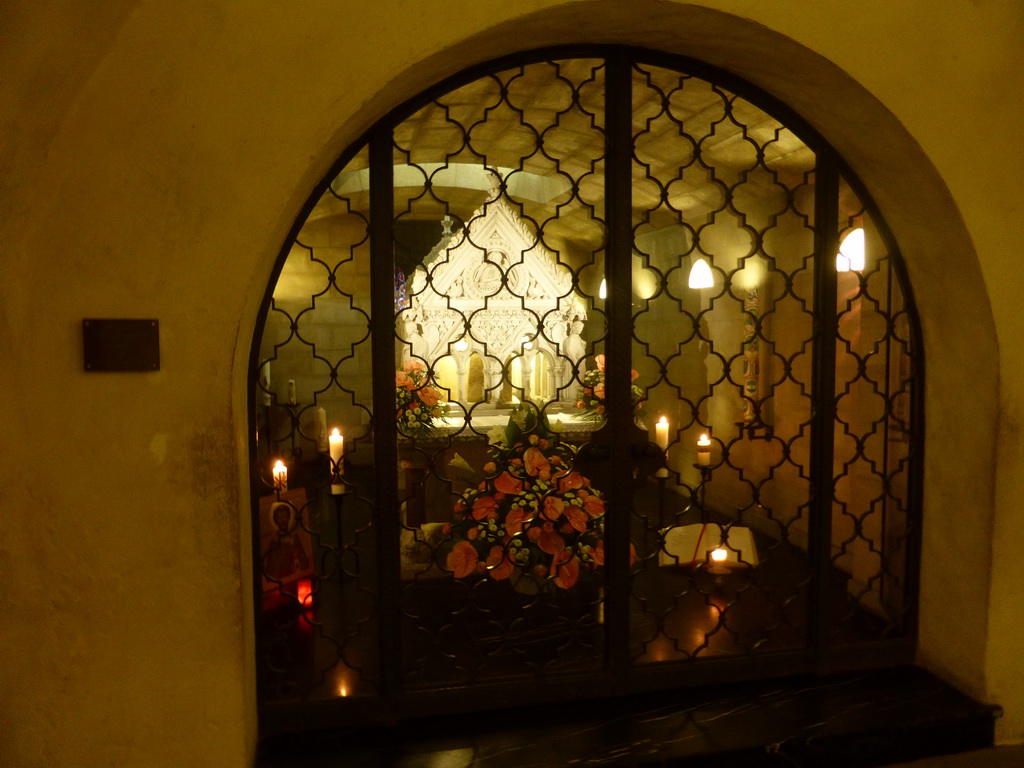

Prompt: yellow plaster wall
xmin=0 ymin=1 xmax=1021 ymax=765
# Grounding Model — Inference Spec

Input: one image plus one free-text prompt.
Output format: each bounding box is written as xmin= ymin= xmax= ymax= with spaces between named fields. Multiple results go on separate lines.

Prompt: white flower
xmin=486 ymin=426 xmax=507 ymax=446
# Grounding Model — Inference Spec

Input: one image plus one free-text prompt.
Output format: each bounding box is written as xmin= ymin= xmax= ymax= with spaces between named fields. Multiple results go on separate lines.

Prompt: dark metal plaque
xmin=82 ymin=319 xmax=160 ymax=372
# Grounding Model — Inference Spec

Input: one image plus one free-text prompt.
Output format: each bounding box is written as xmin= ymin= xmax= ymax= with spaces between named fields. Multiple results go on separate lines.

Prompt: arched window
xmin=251 ymin=47 xmax=921 ymax=734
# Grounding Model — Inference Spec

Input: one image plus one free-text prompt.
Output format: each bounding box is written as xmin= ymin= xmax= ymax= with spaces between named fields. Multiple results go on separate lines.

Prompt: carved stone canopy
xmin=401 ymin=178 xmax=588 ymax=403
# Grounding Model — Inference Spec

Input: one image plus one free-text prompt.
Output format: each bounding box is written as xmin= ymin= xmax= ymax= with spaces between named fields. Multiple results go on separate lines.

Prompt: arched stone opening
xmin=243 ymin=30 xmax=987 ymax=737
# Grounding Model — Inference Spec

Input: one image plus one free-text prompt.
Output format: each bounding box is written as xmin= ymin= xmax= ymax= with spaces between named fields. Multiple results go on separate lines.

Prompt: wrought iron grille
xmin=250 ymin=47 xmax=922 ymax=734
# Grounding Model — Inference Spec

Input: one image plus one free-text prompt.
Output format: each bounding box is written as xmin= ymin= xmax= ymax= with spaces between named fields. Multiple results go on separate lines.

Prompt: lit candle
xmin=297 ymin=578 xmax=314 ymax=612
xmin=655 ymin=416 xmax=669 ymax=451
xmin=329 ymin=428 xmax=345 ymax=495
xmin=708 ymin=546 xmax=730 ymax=575
xmin=314 ymin=407 xmax=328 ymax=452
xmin=697 ymin=433 xmax=711 ymax=467
xmin=272 ymin=460 xmax=288 ymax=492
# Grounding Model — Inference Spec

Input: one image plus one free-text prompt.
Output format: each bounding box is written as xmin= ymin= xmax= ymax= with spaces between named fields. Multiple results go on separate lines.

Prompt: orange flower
xmin=594 ymin=383 xmax=605 ymax=399
xmin=630 ymin=368 xmax=639 ymax=381
xmin=495 ymin=471 xmax=523 ymax=495
xmin=537 ymin=527 xmax=565 ymax=556
xmin=552 ymin=551 xmax=579 ymax=589
xmin=506 ymin=507 xmax=526 ymax=536
xmin=395 ymin=371 xmax=414 ymax=390
xmin=557 ymin=472 xmax=585 ymax=493
xmin=565 ymin=505 xmax=588 ymax=533
xmin=403 ymin=359 xmax=425 ymax=372
xmin=542 ymin=495 xmax=565 ymax=522
xmin=595 ymin=354 xmax=606 ymax=371
xmin=419 ymin=386 xmax=440 ymax=406
xmin=471 ymin=495 xmax=498 ymax=521
xmin=523 ymin=447 xmax=550 ymax=477
xmin=485 ymin=546 xmax=515 ymax=581
xmin=447 ymin=541 xmax=479 ymax=578
xmin=592 ymin=540 xmax=605 ymax=566
xmin=579 ymin=490 xmax=605 ymax=518
xmin=527 ymin=526 xmax=543 ymax=542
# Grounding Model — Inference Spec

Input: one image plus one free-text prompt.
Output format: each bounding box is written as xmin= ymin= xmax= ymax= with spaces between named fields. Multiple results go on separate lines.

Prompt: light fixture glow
xmin=836 ymin=227 xmax=866 ymax=273
xmin=599 ymin=279 xmax=607 ymax=299
xmin=688 ymin=257 xmax=714 ymax=289
xmin=711 ymin=547 xmax=728 ymax=563
xmin=453 ymin=338 xmax=468 ymax=352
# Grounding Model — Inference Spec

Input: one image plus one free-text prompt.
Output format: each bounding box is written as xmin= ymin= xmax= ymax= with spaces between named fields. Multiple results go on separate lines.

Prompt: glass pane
xmin=629 ymin=64 xmax=817 ymax=663
xmin=831 ymin=179 xmax=915 ymax=643
xmin=256 ymin=147 xmax=379 ymax=702
xmin=390 ymin=59 xmax=608 ymax=687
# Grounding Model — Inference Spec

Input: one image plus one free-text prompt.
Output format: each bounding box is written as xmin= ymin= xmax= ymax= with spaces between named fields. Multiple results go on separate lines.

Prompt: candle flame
xmin=711 ymin=547 xmax=728 ymax=562
xmin=697 ymin=433 xmax=711 ymax=447
xmin=658 ymin=416 xmax=668 ymax=427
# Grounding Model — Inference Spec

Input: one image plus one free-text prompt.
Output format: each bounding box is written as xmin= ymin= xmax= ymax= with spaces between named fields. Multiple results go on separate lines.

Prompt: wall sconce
xmin=599 ymin=279 xmax=607 ymax=299
xmin=836 ymin=227 xmax=865 ymax=272
xmin=688 ymin=257 xmax=714 ymax=289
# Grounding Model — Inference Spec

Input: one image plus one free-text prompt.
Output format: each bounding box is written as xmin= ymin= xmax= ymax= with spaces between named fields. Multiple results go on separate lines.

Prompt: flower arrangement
xmin=576 ymin=354 xmax=645 ymax=420
xmin=395 ymin=359 xmax=444 ymax=435
xmin=444 ymin=407 xmax=609 ymax=591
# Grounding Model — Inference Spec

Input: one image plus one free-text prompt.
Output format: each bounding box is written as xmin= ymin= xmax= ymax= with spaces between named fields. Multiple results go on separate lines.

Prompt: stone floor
xmin=886 ymin=746 xmax=1024 ymax=767
xmin=258 ymin=666 xmax=1002 ymax=768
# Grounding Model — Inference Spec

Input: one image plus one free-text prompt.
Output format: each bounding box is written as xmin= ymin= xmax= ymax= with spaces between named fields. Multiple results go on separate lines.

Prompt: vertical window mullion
xmin=808 ymin=152 xmax=839 ymax=658
xmin=604 ymin=51 xmax=634 ymax=682
xmin=369 ymin=125 xmax=400 ymax=701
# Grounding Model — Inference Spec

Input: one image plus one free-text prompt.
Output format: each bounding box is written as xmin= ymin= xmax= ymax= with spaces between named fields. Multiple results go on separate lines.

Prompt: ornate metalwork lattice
xmin=251 ymin=49 xmax=922 ymax=734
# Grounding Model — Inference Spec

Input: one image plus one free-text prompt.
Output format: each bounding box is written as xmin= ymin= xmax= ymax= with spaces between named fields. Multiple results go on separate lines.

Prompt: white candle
xmin=697 ymin=433 xmax=711 ymax=467
xmin=329 ymin=428 xmax=346 ymax=495
xmin=655 ymin=416 xmax=669 ymax=451
xmin=272 ymin=460 xmax=288 ymax=492
xmin=314 ymin=407 xmax=328 ymax=452
xmin=287 ymin=379 xmax=297 ymax=405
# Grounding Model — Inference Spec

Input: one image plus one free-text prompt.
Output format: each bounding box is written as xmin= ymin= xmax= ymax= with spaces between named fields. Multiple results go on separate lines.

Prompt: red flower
xmin=527 ymin=526 xmax=543 ymax=542
xmin=552 ymin=551 xmax=579 ymax=589
xmin=495 ymin=472 xmax=523 ymax=495
xmin=447 ymin=541 xmax=479 ymax=578
xmin=471 ymin=495 xmax=498 ymax=521
xmin=523 ymin=447 xmax=550 ymax=477
xmin=542 ymin=495 xmax=564 ymax=522
xmin=537 ymin=526 xmax=565 ymax=556
xmin=579 ymin=490 xmax=605 ymax=518
xmin=485 ymin=546 xmax=515 ymax=581
xmin=557 ymin=472 xmax=585 ymax=493
xmin=565 ymin=504 xmax=588 ymax=533
xmin=592 ymin=540 xmax=605 ymax=566
xmin=506 ymin=507 xmax=526 ymax=536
